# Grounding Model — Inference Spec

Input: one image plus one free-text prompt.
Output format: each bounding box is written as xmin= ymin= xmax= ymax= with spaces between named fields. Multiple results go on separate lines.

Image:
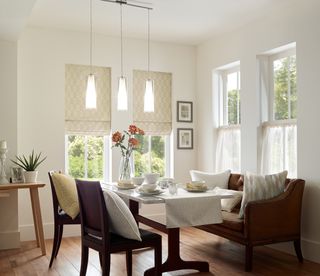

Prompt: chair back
xmin=75 ymin=179 xmax=109 ymax=241
xmin=48 ymin=171 xmax=62 ymax=221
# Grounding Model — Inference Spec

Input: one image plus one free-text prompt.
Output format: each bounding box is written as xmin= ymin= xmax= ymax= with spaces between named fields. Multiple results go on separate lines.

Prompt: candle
xmin=0 ymin=140 xmax=7 ymax=149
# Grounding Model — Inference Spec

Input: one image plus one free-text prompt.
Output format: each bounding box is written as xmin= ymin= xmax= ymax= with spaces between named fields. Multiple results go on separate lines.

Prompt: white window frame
xmin=215 ymin=64 xmax=241 ymax=172
xmin=268 ymin=48 xmax=296 ymax=121
xmin=218 ymin=66 xmax=241 ymax=127
xmin=65 ymin=134 xmax=110 ymax=182
xmin=260 ymin=46 xmax=297 ymax=177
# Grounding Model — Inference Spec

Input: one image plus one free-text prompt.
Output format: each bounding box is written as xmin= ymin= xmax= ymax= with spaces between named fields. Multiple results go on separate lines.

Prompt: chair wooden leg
xmin=245 ymin=245 xmax=253 ymax=272
xmin=155 ymin=239 xmax=162 ymax=276
xmin=101 ymin=252 xmax=110 ymax=276
xmin=80 ymin=246 xmax=89 ymax=276
xmin=126 ymin=250 xmax=132 ymax=276
xmin=99 ymin=252 xmax=103 ymax=268
xmin=49 ymin=223 xmax=59 ymax=268
xmin=54 ymin=225 xmax=64 ymax=258
xmin=294 ymin=239 xmax=304 ymax=263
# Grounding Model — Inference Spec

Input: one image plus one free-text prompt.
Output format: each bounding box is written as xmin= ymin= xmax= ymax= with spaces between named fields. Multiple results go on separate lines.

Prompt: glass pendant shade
xmin=117 ymin=76 xmax=128 ymax=110
xmin=86 ymin=74 xmax=97 ymax=109
xmin=144 ymin=79 xmax=154 ymax=112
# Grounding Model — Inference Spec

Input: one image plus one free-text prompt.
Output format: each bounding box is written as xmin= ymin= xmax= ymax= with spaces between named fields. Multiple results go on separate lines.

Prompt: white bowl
xmin=131 ymin=177 xmax=145 ymax=186
xmin=144 ymin=173 xmax=160 ymax=184
xmin=141 ymin=183 xmax=158 ymax=192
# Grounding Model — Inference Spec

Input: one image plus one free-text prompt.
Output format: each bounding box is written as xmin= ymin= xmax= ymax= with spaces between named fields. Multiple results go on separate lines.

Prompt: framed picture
xmin=177 ymin=101 xmax=193 ymax=122
xmin=11 ymin=167 xmax=24 ymax=183
xmin=177 ymin=128 xmax=193 ymax=149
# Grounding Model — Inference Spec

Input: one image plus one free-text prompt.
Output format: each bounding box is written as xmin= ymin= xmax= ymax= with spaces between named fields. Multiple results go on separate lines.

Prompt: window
xmin=65 ymin=135 xmax=110 ymax=181
xmin=260 ymin=47 xmax=297 ymax=177
xmin=134 ymin=135 xmax=170 ymax=177
xmin=133 ymin=70 xmax=172 ymax=177
xmin=270 ymin=51 xmax=297 ymax=120
xmin=65 ymin=64 xmax=111 ymax=180
xmin=215 ymin=65 xmax=241 ymax=172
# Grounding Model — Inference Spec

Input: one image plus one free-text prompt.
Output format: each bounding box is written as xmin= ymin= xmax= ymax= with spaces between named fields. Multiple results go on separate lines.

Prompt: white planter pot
xmin=24 ymin=171 xmax=38 ymax=183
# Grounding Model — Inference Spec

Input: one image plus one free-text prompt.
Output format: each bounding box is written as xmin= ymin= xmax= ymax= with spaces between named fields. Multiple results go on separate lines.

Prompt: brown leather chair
xmin=197 ymin=174 xmax=305 ymax=271
xmin=48 ymin=171 xmax=81 ymax=268
xmin=75 ymin=179 xmax=162 ymax=276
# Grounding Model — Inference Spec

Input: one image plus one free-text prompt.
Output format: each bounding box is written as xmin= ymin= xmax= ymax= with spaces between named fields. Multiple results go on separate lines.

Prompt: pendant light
xmin=86 ymin=0 xmax=97 ymax=109
xmin=144 ymin=8 xmax=154 ymax=112
xmin=117 ymin=4 xmax=128 ymax=111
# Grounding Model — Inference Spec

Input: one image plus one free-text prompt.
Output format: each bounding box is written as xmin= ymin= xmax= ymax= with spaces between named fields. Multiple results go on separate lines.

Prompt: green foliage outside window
xmin=67 ymin=135 xmax=104 ymax=180
xmin=228 ymin=89 xmax=240 ymax=125
xmin=273 ymin=55 xmax=297 ymax=120
xmin=134 ymin=135 xmax=165 ymax=177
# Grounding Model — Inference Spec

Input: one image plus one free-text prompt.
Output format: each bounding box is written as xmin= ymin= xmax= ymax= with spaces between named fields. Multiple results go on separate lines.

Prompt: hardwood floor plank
xmin=0 ymin=227 xmax=319 ymax=275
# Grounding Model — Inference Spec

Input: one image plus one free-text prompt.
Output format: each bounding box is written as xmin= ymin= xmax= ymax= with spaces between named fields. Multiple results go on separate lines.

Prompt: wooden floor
xmin=0 ymin=227 xmax=319 ymax=276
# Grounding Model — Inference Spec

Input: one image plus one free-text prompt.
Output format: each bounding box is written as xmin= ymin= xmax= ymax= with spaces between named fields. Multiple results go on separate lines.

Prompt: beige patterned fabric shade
xmin=65 ymin=64 xmax=111 ymax=135
xmin=133 ymin=70 xmax=172 ymax=135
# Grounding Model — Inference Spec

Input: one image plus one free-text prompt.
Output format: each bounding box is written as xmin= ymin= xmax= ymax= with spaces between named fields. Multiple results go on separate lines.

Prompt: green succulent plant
xmin=11 ymin=150 xmax=47 ymax=171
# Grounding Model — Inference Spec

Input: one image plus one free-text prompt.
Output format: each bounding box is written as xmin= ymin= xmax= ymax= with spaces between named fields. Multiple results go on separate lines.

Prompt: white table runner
xmin=156 ymin=189 xmax=223 ymax=228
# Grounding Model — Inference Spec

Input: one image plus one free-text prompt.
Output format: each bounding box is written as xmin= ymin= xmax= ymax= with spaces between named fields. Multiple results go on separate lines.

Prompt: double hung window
xmin=216 ymin=65 xmax=241 ymax=172
xmin=261 ymin=48 xmax=297 ymax=177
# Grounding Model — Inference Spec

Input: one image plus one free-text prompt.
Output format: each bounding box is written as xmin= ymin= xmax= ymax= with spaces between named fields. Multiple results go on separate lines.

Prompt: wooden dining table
xmin=102 ymin=183 xmax=231 ymax=275
xmin=0 ymin=182 xmax=46 ymax=255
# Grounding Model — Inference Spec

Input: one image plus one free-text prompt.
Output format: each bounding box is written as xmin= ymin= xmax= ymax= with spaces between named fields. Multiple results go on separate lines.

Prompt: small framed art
xmin=177 ymin=101 xmax=193 ymax=122
xmin=177 ymin=128 xmax=193 ymax=149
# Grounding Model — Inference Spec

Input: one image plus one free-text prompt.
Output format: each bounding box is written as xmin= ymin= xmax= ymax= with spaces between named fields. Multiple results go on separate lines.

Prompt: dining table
xmin=102 ymin=183 xmax=233 ymax=275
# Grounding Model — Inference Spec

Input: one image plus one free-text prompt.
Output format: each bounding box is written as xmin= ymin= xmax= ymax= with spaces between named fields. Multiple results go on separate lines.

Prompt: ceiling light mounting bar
xmin=101 ymin=0 xmax=153 ymax=10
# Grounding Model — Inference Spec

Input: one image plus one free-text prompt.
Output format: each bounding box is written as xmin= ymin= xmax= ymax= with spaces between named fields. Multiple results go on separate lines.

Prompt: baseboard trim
xmin=265 ymin=237 xmax=320 ymax=264
xmin=19 ymin=223 xmax=80 ymax=241
xmin=0 ymin=231 xmax=20 ymax=250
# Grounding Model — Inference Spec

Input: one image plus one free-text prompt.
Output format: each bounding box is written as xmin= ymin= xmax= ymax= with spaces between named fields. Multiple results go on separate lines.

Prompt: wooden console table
xmin=0 ymin=182 xmax=46 ymax=255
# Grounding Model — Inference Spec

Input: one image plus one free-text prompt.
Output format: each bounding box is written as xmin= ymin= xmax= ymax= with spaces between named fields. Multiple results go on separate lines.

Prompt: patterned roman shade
xmin=65 ymin=64 xmax=111 ymax=135
xmin=133 ymin=70 xmax=172 ymax=135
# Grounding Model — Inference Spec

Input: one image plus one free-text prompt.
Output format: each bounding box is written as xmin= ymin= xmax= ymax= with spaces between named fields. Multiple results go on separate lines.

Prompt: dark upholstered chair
xmin=75 ymin=179 xmax=162 ymax=276
xmin=48 ymin=171 xmax=81 ymax=268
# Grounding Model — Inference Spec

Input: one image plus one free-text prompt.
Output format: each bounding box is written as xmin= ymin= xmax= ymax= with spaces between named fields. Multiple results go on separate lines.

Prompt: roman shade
xmin=133 ymin=70 xmax=172 ymax=135
xmin=65 ymin=64 xmax=111 ymax=135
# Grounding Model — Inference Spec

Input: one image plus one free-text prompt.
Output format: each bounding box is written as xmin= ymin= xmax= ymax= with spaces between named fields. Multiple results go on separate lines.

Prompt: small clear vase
xmin=119 ymin=156 xmax=132 ymax=181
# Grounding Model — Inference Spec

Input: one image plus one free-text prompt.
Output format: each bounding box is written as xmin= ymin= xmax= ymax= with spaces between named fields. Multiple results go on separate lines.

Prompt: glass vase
xmin=119 ymin=156 xmax=132 ymax=181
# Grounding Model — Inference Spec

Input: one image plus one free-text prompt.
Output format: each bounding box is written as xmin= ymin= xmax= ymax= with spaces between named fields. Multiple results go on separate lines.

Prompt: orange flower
xmin=112 ymin=131 xmax=123 ymax=143
xmin=138 ymin=128 xmax=145 ymax=135
xmin=129 ymin=138 xmax=139 ymax=147
xmin=128 ymin=125 xmax=138 ymax=134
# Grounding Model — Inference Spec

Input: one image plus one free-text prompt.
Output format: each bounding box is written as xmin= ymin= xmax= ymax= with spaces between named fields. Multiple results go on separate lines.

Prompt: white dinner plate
xmin=136 ymin=188 xmax=164 ymax=196
xmin=116 ymin=184 xmax=136 ymax=190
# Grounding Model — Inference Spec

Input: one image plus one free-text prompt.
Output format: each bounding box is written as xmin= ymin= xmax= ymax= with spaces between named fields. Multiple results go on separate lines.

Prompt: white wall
xmin=196 ymin=0 xmax=320 ymax=263
xmin=0 ymin=40 xmax=19 ymax=249
xmin=17 ymin=27 xmax=196 ymax=240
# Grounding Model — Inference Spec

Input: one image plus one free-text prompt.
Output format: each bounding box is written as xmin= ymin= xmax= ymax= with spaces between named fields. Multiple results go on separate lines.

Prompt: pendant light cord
xmin=120 ymin=4 xmax=124 ymax=77
xmin=90 ymin=0 xmax=93 ymax=74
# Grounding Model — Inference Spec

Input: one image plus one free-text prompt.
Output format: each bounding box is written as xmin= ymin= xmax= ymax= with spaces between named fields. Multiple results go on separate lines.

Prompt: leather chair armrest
xmin=244 ymin=179 xmax=305 ymax=242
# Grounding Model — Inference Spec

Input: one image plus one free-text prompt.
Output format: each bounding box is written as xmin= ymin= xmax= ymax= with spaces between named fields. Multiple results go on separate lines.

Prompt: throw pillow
xmin=51 ymin=173 xmax=79 ymax=219
xmin=103 ymin=190 xmax=141 ymax=241
xmin=213 ymin=187 xmax=243 ymax=212
xmin=239 ymin=170 xmax=288 ymax=218
xmin=190 ymin=170 xmax=231 ymax=190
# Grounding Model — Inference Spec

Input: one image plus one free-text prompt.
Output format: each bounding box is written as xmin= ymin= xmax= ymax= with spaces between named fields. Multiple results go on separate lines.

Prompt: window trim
xmin=219 ymin=66 xmax=241 ymax=126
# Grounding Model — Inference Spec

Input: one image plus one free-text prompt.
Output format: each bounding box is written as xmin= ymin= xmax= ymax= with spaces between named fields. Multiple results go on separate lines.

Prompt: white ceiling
xmin=3 ymin=0 xmax=292 ymax=45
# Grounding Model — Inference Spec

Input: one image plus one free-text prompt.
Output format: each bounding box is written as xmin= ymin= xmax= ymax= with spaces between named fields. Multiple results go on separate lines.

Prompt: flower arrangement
xmin=112 ymin=125 xmax=144 ymax=180
xmin=112 ymin=125 xmax=145 ymax=158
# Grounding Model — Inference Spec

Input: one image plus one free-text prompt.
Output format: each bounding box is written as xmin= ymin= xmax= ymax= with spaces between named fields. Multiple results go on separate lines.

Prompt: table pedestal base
xmin=129 ymin=200 xmax=209 ymax=275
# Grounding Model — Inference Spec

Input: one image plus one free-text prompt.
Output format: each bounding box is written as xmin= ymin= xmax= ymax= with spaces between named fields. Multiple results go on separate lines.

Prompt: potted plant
xmin=11 ymin=150 xmax=46 ymax=183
